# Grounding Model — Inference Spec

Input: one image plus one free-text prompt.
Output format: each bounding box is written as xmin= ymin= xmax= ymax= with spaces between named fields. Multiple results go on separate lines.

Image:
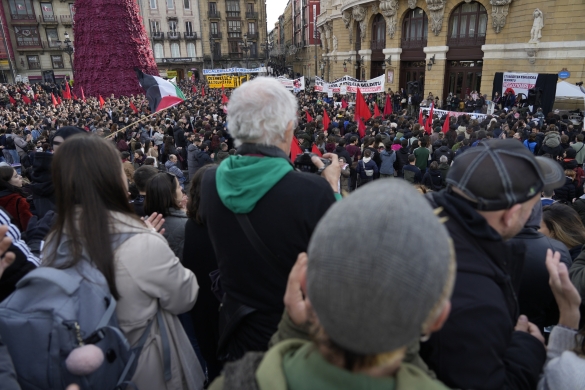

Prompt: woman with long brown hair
xmin=42 ymin=134 xmax=204 ymax=389
xmin=0 ymin=165 xmax=32 ymax=231
xmin=541 ymin=203 xmax=585 ymax=260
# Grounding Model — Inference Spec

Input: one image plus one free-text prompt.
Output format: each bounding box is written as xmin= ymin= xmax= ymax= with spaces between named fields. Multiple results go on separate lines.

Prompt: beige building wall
xmin=312 ymin=0 xmax=585 ymax=103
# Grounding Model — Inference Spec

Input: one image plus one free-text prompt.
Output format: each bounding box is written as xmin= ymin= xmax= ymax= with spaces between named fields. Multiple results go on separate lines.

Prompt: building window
xmin=9 ymin=0 xmax=34 ymax=18
xmin=149 ymin=0 xmax=156 ymax=9
xmin=150 ymin=20 xmax=160 ymax=32
xmin=246 ymin=3 xmax=254 ymax=13
xmin=167 ymin=0 xmax=174 ymax=9
xmin=26 ymin=55 xmax=40 ymax=69
xmin=187 ymin=42 xmax=195 ymax=57
xmin=169 ymin=20 xmax=177 ymax=31
xmin=209 ymin=2 xmax=217 ymax=13
xmin=211 ymin=22 xmax=218 ymax=35
xmin=228 ymin=20 xmax=241 ymax=38
xmin=40 ymin=2 xmax=55 ymax=22
xmin=46 ymin=28 xmax=59 ymax=47
xmin=448 ymin=1 xmax=487 ymax=45
xmin=250 ymin=42 xmax=257 ymax=57
xmin=229 ymin=41 xmax=240 ymax=53
xmin=171 ymin=43 xmax=180 ymax=57
xmin=183 ymin=0 xmax=190 ymax=10
xmin=14 ymin=26 xmax=40 ymax=47
xmin=185 ymin=21 xmax=193 ymax=34
xmin=226 ymin=1 xmax=239 ymax=17
xmin=403 ymin=8 xmax=428 ymax=42
xmin=154 ymin=43 xmax=164 ymax=58
xmin=248 ymin=22 xmax=256 ymax=34
xmin=51 ymin=55 xmax=64 ymax=68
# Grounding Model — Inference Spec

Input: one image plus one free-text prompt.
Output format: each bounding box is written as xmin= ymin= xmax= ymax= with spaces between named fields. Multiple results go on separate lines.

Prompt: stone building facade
xmin=316 ymin=0 xmax=585 ymax=101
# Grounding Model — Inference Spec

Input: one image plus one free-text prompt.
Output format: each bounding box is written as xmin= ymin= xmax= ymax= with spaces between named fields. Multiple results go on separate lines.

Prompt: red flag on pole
xmin=51 ymin=93 xmax=58 ymax=106
xmin=322 ymin=109 xmax=330 ymax=131
xmin=72 ymin=92 xmax=78 ymax=100
xmin=221 ymin=93 xmax=229 ymax=104
xmin=383 ymin=95 xmax=393 ymax=116
xmin=354 ymin=88 xmax=372 ymax=123
xmin=8 ymin=96 xmax=15 ymax=105
xmin=63 ymin=82 xmax=71 ymax=100
xmin=22 ymin=95 xmax=31 ymax=105
xmin=57 ymin=95 xmax=62 ymax=105
xmin=418 ymin=109 xmax=424 ymax=127
xmin=192 ymin=86 xmax=197 ymax=94
xmin=442 ymin=112 xmax=451 ymax=134
xmin=341 ymin=98 xmax=348 ymax=109
xmin=290 ymin=136 xmax=303 ymax=161
xmin=311 ymin=144 xmax=323 ymax=157
xmin=99 ymin=95 xmax=105 ymax=108
xmin=373 ymin=103 xmax=381 ymax=118
xmin=130 ymin=101 xmax=139 ymax=114
xmin=81 ymin=87 xmax=86 ymax=102
xmin=306 ymin=111 xmax=313 ymax=123
xmin=201 ymin=87 xmax=205 ymax=97
xmin=357 ymin=117 xmax=366 ymax=138
xmin=425 ymin=103 xmax=434 ymax=135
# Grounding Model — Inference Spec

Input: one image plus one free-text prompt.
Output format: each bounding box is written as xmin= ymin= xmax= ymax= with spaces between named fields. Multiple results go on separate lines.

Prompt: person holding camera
xmin=198 ymin=77 xmax=340 ymax=362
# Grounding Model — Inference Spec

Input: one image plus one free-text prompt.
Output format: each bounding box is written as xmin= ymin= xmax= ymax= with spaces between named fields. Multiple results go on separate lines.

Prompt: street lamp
xmin=320 ymin=61 xmax=324 ymax=78
xmin=239 ymin=34 xmax=253 ymax=69
xmin=210 ymin=38 xmax=215 ymax=69
xmin=57 ymin=32 xmax=74 ymax=75
xmin=427 ymin=55 xmax=435 ymax=71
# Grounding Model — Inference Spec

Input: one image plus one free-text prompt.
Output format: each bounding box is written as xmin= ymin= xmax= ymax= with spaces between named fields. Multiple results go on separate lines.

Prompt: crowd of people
xmin=0 ymin=74 xmax=583 ymax=390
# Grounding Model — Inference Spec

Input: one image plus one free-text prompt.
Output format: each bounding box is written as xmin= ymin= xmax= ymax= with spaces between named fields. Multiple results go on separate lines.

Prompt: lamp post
xmin=58 ymin=32 xmax=74 ymax=76
xmin=210 ymin=38 xmax=215 ymax=69
xmin=239 ymin=34 xmax=253 ymax=69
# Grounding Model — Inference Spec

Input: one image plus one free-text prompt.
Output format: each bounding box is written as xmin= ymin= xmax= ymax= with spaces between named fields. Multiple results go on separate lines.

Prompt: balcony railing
xmin=370 ymin=40 xmax=385 ymax=50
xmin=246 ymin=12 xmax=258 ymax=19
xmin=208 ymin=10 xmax=220 ymax=18
xmin=39 ymin=14 xmax=58 ymax=23
xmin=447 ymin=34 xmax=486 ymax=47
xmin=28 ymin=62 xmax=41 ymax=69
xmin=10 ymin=13 xmax=36 ymax=21
xmin=228 ymin=52 xmax=243 ymax=59
xmin=210 ymin=31 xmax=222 ymax=39
xmin=43 ymin=40 xmax=61 ymax=49
xmin=152 ymin=32 xmax=164 ymax=40
xmin=246 ymin=32 xmax=258 ymax=40
xmin=168 ymin=31 xmax=180 ymax=39
xmin=60 ymin=15 xmax=72 ymax=25
xmin=226 ymin=11 xmax=240 ymax=18
xmin=184 ymin=32 xmax=197 ymax=39
xmin=400 ymin=37 xmax=427 ymax=49
xmin=16 ymin=40 xmax=42 ymax=48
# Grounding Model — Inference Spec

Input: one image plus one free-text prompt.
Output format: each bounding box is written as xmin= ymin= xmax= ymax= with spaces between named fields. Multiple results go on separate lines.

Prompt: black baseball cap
xmin=446 ymin=139 xmax=565 ymax=211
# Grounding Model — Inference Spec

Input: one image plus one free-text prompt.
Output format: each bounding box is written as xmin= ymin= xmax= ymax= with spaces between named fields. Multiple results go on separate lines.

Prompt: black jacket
xmin=422 ymin=169 xmax=443 ymax=190
xmin=432 ymin=145 xmax=454 ymax=164
xmin=395 ymin=147 xmax=410 ymax=177
xmin=421 ymin=191 xmax=546 ymax=390
xmin=553 ymin=177 xmax=576 ymax=204
xmin=333 ymin=145 xmax=352 ymax=167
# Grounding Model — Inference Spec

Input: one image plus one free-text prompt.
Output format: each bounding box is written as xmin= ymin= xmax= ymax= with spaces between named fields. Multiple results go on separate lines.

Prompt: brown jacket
xmin=123 ymin=160 xmax=135 ymax=184
xmin=111 ymin=212 xmax=204 ymax=389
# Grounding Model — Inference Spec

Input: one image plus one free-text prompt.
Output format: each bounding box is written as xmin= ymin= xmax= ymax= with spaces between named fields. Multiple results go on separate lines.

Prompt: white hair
xmin=227 ymin=77 xmax=297 ymax=147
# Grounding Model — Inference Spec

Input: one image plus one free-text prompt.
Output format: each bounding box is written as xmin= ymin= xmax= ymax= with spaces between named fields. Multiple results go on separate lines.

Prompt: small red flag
xmin=418 ymin=109 xmax=424 ymax=127
xmin=130 ymin=101 xmax=139 ymax=114
xmin=72 ymin=92 xmax=78 ymax=100
xmin=63 ymin=82 xmax=71 ymax=100
xmin=322 ymin=109 xmax=330 ymax=131
xmin=306 ymin=111 xmax=313 ymax=123
xmin=383 ymin=95 xmax=393 ymax=116
xmin=8 ymin=96 xmax=15 ymax=105
xmin=22 ymin=95 xmax=31 ymax=105
xmin=81 ymin=87 xmax=86 ymax=102
xmin=57 ymin=95 xmax=62 ymax=105
xmin=51 ymin=93 xmax=58 ymax=106
xmin=290 ymin=136 xmax=303 ymax=161
xmin=425 ymin=103 xmax=434 ymax=135
xmin=201 ymin=87 xmax=205 ymax=97
xmin=311 ymin=144 xmax=323 ymax=157
xmin=341 ymin=98 xmax=348 ymax=109
xmin=99 ymin=95 xmax=105 ymax=108
xmin=374 ymin=103 xmax=381 ymax=118
xmin=192 ymin=86 xmax=197 ymax=94
xmin=354 ymin=88 xmax=372 ymax=123
xmin=442 ymin=112 xmax=451 ymax=134
xmin=34 ymin=93 xmax=38 ymax=101
xmin=221 ymin=93 xmax=229 ymax=104
xmin=357 ymin=117 xmax=366 ymax=138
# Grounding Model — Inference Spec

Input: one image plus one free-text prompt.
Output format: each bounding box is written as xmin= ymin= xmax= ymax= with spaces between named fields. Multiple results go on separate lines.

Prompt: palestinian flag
xmin=135 ymin=68 xmax=185 ymax=112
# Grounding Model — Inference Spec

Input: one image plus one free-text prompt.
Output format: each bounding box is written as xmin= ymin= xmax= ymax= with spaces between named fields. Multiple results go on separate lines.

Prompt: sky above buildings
xmin=266 ymin=0 xmax=287 ymax=31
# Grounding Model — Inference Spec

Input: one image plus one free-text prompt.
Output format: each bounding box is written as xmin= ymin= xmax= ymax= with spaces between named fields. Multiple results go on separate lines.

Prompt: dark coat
xmin=432 ymin=146 xmax=454 ymax=164
xmin=421 ymin=191 xmax=546 ymax=390
xmin=422 ymin=169 xmax=443 ymax=190
xmin=395 ymin=147 xmax=410 ymax=177
xmin=161 ymin=208 xmax=188 ymax=262
xmin=553 ymin=177 xmax=576 ymax=204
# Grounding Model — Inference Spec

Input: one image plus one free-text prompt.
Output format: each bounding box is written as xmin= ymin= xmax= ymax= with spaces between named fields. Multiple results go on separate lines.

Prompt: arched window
xmin=448 ymin=1 xmax=487 ymax=46
xmin=371 ymin=14 xmax=386 ymax=50
xmin=171 ymin=43 xmax=180 ymax=58
xmin=187 ymin=42 xmax=196 ymax=57
xmin=154 ymin=43 xmax=164 ymax=58
xmin=402 ymin=7 xmax=428 ymax=48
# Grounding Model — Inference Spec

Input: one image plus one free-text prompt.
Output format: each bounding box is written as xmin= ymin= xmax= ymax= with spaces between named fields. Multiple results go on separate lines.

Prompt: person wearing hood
xmin=433 ymin=139 xmax=455 ymax=164
xmin=438 ymin=155 xmax=450 ymax=187
xmin=553 ymin=169 xmax=576 ymax=205
xmin=509 ymin=201 xmax=572 ymax=332
xmin=562 ymin=147 xmax=578 ymax=171
xmin=422 ymin=161 xmax=443 ymax=191
xmin=198 ymin=77 xmax=340 ymax=362
xmin=538 ymin=131 xmax=563 ymax=159
xmin=379 ymin=143 xmax=397 ymax=178
xmin=0 ymin=165 xmax=32 ymax=231
xmin=356 ymin=149 xmax=378 ymax=186
xmin=333 ymin=138 xmax=352 ymax=170
xmin=187 ymin=137 xmax=213 ymax=178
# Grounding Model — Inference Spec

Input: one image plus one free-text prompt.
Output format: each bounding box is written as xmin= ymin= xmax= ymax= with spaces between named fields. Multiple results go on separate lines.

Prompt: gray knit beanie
xmin=307 ymin=180 xmax=454 ymax=355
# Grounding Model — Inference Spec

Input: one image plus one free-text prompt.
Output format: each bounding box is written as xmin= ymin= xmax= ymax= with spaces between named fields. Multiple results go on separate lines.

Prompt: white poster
xmin=276 ymin=76 xmax=305 ymax=91
xmin=502 ymin=72 xmax=537 ymax=97
xmin=314 ymin=75 xmax=385 ymax=94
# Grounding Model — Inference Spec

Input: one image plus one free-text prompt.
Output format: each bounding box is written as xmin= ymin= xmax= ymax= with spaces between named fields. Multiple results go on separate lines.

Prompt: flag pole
xmin=104 ymin=101 xmax=182 ymax=139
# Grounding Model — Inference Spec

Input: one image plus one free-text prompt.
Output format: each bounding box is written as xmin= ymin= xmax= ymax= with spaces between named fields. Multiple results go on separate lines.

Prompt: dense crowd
xmin=0 ymin=75 xmax=584 ymax=390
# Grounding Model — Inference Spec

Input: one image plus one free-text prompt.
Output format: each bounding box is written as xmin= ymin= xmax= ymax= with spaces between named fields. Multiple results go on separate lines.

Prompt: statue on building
xmin=73 ymin=0 xmax=159 ymax=97
xmin=342 ymin=10 xmax=353 ymax=44
xmin=408 ymin=0 xmax=417 ymax=9
xmin=490 ymin=0 xmax=513 ymax=33
xmin=333 ymin=35 xmax=338 ymax=52
xmin=380 ymin=0 xmax=399 ymax=38
xmin=426 ymin=0 xmax=446 ymax=36
xmin=352 ymin=5 xmax=367 ymax=42
xmin=529 ymin=9 xmax=544 ymax=43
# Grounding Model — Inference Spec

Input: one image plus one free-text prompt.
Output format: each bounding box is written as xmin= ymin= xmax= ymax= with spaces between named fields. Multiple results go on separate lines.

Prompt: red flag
xmin=357 ymin=117 xmax=366 ymax=138
xmin=383 ymin=95 xmax=393 ymax=116
xmin=72 ymin=92 xmax=78 ymax=100
xmin=341 ymin=98 xmax=348 ymax=109
xmin=373 ymin=103 xmax=381 ymax=118
xmin=51 ymin=93 xmax=58 ymax=106
xmin=201 ymin=87 xmax=205 ymax=97
xmin=22 ymin=95 xmax=31 ymax=105
xmin=418 ymin=109 xmax=424 ymax=127
xmin=63 ymin=82 xmax=71 ymax=100
xmin=311 ymin=144 xmax=323 ymax=157
xmin=57 ymin=95 xmax=62 ymax=105
xmin=81 ymin=87 xmax=86 ymax=102
xmin=34 ymin=93 xmax=38 ymax=101
xmin=322 ymin=109 xmax=330 ymax=131
xmin=354 ymin=88 xmax=372 ymax=123
xmin=8 ymin=96 xmax=15 ymax=105
xmin=130 ymin=101 xmax=139 ymax=114
xmin=425 ymin=103 xmax=434 ymax=135
xmin=99 ymin=95 xmax=105 ymax=108
xmin=306 ymin=111 xmax=313 ymax=122
xmin=442 ymin=112 xmax=451 ymax=134
xmin=221 ymin=93 xmax=229 ymax=104
xmin=290 ymin=136 xmax=303 ymax=161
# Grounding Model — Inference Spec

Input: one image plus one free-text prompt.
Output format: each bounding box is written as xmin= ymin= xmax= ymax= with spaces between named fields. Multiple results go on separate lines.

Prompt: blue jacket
xmin=164 ymin=160 xmax=186 ymax=184
xmin=379 ymin=149 xmax=396 ymax=175
xmin=357 ymin=158 xmax=379 ymax=179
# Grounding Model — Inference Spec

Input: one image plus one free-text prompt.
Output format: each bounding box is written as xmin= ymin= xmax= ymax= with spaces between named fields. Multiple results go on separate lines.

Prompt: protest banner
xmin=420 ymin=107 xmax=488 ymax=122
xmin=206 ymin=75 xmax=248 ymax=88
xmin=202 ymin=67 xmax=267 ymax=75
xmin=315 ymin=75 xmax=385 ymax=94
xmin=502 ymin=72 xmax=537 ymax=96
xmin=276 ymin=76 xmax=306 ymax=91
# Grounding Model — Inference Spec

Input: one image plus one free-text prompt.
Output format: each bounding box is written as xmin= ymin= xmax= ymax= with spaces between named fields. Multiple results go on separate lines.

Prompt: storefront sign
xmin=502 ymin=72 xmax=537 ymax=96
xmin=314 ymin=75 xmax=385 ymax=94
xmin=203 ymin=67 xmax=267 ymax=75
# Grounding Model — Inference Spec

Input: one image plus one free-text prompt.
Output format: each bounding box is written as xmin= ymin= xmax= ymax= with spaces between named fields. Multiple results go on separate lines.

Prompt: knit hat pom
xmin=65 ymin=344 xmax=104 ymax=376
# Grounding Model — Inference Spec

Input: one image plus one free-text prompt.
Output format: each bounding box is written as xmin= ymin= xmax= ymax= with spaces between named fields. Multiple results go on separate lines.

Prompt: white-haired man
xmin=199 ymin=77 xmax=340 ymax=361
